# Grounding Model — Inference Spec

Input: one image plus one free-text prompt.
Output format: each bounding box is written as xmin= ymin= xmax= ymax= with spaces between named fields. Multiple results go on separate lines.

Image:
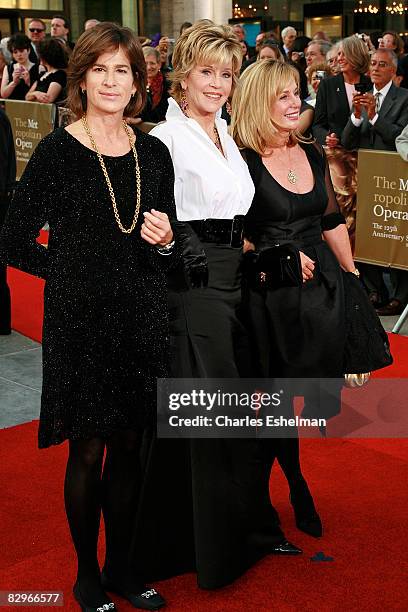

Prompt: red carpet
xmin=4 ymin=235 xmax=408 ymax=609
xmin=1 ymin=422 xmax=407 ymax=611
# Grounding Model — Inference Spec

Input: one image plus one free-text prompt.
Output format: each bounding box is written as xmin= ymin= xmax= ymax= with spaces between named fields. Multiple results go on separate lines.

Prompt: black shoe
xmin=101 ymin=570 xmax=165 ymax=611
xmin=295 ymin=514 xmax=323 ymax=538
xmin=73 ymin=582 xmax=117 ymax=612
xmin=271 ymin=540 xmax=302 ymax=555
xmin=290 ymin=480 xmax=323 ymax=538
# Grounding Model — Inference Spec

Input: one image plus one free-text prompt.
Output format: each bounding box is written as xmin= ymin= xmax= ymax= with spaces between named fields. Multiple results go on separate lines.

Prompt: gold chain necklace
xmin=81 ymin=115 xmax=141 ymax=234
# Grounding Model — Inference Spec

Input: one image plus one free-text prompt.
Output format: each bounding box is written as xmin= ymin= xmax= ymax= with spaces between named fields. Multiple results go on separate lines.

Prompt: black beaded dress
xmin=243 ymin=142 xmax=347 ymax=418
xmin=0 ymin=127 xmax=178 ymax=448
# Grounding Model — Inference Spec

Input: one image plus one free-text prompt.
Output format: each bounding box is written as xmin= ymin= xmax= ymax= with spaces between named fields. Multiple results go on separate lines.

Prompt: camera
xmin=316 ymin=70 xmax=326 ymax=80
xmin=354 ymin=82 xmax=372 ymax=94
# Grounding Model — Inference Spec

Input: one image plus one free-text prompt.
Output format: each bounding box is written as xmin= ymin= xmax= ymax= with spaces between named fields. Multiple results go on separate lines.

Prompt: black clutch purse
xmin=243 ymin=245 xmax=302 ymax=290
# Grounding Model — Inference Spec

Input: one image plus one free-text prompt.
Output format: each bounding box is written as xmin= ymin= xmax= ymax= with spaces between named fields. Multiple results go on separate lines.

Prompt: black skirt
xmin=132 ymin=244 xmax=284 ymax=589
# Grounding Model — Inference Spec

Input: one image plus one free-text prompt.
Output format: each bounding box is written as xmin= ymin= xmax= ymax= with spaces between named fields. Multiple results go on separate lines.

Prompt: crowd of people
xmin=0 ymin=15 xmax=406 ymax=612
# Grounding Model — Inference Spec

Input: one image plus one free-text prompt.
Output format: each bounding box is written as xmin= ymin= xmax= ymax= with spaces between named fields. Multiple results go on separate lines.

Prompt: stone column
xmin=122 ymin=0 xmax=139 ymax=32
xmin=160 ymin=0 xmax=232 ymax=39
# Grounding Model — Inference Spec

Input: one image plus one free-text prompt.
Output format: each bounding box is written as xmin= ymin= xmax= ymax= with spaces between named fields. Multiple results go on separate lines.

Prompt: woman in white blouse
xmin=133 ymin=22 xmax=302 ymax=593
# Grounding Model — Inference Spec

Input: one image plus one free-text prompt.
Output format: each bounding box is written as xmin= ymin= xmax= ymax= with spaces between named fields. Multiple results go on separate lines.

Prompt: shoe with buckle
xmin=101 ymin=570 xmax=165 ymax=611
xmin=376 ymin=299 xmax=404 ymax=316
xmin=271 ymin=540 xmax=302 ymax=555
xmin=73 ymin=582 xmax=117 ymax=612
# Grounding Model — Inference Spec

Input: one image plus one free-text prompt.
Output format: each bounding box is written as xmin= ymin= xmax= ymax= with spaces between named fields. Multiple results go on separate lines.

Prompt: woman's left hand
xmin=141 ymin=209 xmax=173 ymax=246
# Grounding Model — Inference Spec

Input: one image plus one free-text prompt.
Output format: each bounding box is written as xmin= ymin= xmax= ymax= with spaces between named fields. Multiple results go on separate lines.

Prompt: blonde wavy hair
xmin=231 ymin=59 xmax=310 ymax=155
xmin=169 ymin=21 xmax=242 ymax=102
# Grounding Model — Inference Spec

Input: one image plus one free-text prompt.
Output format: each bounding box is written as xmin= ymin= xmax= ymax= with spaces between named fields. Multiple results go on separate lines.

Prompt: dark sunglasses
xmin=29 ymin=28 xmax=45 ymax=33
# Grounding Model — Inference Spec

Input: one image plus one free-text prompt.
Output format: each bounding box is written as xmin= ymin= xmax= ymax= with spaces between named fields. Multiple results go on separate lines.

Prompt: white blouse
xmin=150 ymin=97 xmax=255 ymax=221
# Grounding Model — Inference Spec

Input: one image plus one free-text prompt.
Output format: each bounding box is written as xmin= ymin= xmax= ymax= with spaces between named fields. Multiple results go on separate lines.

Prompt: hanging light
xmin=386 ymin=2 xmax=408 ymax=14
xmin=353 ymin=0 xmax=379 ymax=13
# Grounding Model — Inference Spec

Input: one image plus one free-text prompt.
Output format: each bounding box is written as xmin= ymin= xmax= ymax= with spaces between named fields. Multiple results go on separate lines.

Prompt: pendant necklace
xmin=285 ymin=147 xmax=297 ymax=184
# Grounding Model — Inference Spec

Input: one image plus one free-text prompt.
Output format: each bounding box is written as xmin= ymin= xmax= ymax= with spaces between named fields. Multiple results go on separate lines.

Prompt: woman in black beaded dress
xmin=0 ymin=23 xmax=176 ymax=612
xmin=231 ymin=60 xmax=358 ymax=538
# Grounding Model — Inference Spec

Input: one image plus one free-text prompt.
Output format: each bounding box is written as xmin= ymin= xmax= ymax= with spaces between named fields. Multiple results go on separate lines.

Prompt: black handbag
xmin=243 ymin=244 xmax=302 ymax=290
xmin=342 ymin=271 xmax=393 ymax=375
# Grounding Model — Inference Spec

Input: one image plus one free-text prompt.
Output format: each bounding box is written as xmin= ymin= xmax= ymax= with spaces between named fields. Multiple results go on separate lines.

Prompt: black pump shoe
xmin=101 ymin=570 xmax=165 ymax=611
xmin=289 ymin=481 xmax=323 ymax=538
xmin=271 ymin=540 xmax=302 ymax=555
xmin=73 ymin=582 xmax=117 ymax=612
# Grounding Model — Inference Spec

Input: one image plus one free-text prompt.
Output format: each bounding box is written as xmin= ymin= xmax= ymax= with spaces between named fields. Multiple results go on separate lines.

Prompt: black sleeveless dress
xmin=243 ymin=142 xmax=347 ymax=418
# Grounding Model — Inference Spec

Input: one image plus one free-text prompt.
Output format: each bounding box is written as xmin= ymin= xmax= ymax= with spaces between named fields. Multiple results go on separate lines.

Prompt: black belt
xmin=188 ymin=216 xmax=245 ymax=248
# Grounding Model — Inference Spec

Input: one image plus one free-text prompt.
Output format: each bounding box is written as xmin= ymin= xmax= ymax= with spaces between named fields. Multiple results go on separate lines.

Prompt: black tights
xmin=64 ymin=430 xmax=142 ymax=605
xmin=0 ymin=264 xmax=11 ymax=332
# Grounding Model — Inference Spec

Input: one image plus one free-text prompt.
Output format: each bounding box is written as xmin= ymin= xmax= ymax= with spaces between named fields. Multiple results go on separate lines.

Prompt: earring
xmin=226 ymin=100 xmax=232 ymax=116
xmin=180 ymin=90 xmax=189 ymax=115
xmin=80 ymin=89 xmax=87 ymax=111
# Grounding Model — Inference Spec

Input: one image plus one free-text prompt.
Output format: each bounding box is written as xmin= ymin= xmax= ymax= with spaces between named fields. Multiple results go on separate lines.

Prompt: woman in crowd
xmin=306 ymin=61 xmax=331 ymax=108
xmin=313 ymin=35 xmax=370 ymax=147
xmin=231 ymin=59 xmax=358 ymax=537
xmin=1 ymin=22 xmax=177 ymax=612
xmin=1 ymin=33 xmax=39 ymax=100
xmin=133 ymin=22 xmax=301 ymax=592
xmin=25 ymin=38 xmax=68 ymax=104
xmin=258 ymin=39 xmax=284 ymax=61
xmin=240 ymin=39 xmax=249 ymax=61
xmin=140 ymin=46 xmax=170 ymax=123
xmin=379 ymin=31 xmax=404 ymax=57
xmin=326 ymin=43 xmax=340 ymax=75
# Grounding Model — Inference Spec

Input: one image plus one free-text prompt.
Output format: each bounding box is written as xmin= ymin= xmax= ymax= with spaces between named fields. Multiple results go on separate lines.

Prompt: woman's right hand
xmin=299 ymin=251 xmax=314 ymax=282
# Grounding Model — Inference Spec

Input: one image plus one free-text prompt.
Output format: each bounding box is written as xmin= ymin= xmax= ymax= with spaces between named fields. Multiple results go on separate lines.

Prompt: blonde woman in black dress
xmin=231 ymin=60 xmax=358 ymax=537
xmin=1 ymin=23 xmax=176 ymax=612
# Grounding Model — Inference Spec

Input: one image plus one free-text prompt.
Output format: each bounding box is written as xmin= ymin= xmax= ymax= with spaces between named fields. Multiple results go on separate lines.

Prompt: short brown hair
xmin=67 ymin=22 xmax=147 ymax=119
xmin=170 ymin=22 xmax=242 ymax=102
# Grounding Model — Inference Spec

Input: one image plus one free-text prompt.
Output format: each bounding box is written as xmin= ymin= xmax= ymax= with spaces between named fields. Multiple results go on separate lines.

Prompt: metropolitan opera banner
xmin=1 ymin=99 xmax=55 ymax=180
xmin=354 ymin=149 xmax=408 ymax=270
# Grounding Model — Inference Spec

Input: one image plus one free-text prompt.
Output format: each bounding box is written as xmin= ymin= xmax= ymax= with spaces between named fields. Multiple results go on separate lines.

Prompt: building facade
xmin=0 ymin=1 xmax=407 ymax=41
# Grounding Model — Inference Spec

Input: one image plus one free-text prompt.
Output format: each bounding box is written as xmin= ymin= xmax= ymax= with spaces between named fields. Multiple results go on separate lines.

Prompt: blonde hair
xmin=231 ymin=59 xmax=308 ymax=155
xmin=170 ymin=22 xmax=242 ymax=102
xmin=340 ymin=36 xmax=370 ymax=75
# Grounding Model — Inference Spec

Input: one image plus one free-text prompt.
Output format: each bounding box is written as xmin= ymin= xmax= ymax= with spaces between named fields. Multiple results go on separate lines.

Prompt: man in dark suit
xmin=342 ymin=48 xmax=408 ymax=315
xmin=0 ymin=109 xmax=16 ymax=334
xmin=27 ymin=18 xmax=46 ymax=63
xmin=280 ymin=26 xmax=297 ymax=60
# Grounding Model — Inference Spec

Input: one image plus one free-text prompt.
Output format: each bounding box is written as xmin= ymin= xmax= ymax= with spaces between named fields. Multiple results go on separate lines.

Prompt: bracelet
xmin=352 ymin=268 xmax=360 ymax=278
xmin=155 ymin=239 xmax=175 ymax=255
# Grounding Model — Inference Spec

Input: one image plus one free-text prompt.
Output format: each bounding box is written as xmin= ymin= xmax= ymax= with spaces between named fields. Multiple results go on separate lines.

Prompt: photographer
xmin=342 ymin=48 xmax=408 ymax=315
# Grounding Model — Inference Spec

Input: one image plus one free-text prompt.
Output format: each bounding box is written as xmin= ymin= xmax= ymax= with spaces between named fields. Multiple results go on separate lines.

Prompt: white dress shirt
xmin=351 ymin=80 xmax=393 ymax=127
xmin=150 ymin=97 xmax=255 ymax=221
